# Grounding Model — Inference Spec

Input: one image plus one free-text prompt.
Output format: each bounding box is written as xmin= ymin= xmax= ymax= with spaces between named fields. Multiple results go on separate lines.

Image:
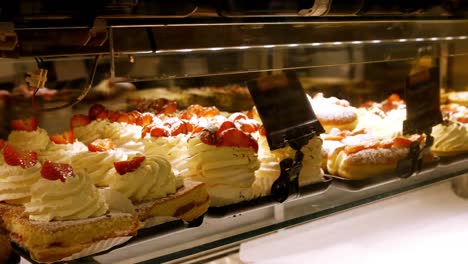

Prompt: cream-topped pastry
xmin=71 ymin=141 xmax=133 ymax=186
xmin=0 ymin=144 xmax=41 ymax=203
xmin=73 ymin=119 xmax=111 ymax=145
xmin=142 ymin=134 xmax=189 ymax=172
xmin=40 ymin=141 xmax=87 ymax=164
xmin=0 ymin=163 xmax=41 ymax=203
xmin=253 ymin=135 xmax=324 ymax=197
xmin=180 ymin=130 xmax=259 ymax=207
xmin=308 ymin=93 xmax=358 ymax=132
xmin=8 ymin=129 xmax=49 ymax=153
xmin=25 ymin=161 xmax=108 ymax=222
xmin=104 ymin=156 xmax=183 ymax=202
xmin=431 ymin=120 xmax=468 ymax=155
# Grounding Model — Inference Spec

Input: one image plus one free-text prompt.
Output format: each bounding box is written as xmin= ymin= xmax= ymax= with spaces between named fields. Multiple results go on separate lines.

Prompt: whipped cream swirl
xmin=25 ymin=172 xmax=108 ymax=222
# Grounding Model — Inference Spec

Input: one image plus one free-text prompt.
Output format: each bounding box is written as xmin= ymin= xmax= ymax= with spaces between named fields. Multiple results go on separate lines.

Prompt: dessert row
xmin=1 ymin=92 xmax=467 ymax=262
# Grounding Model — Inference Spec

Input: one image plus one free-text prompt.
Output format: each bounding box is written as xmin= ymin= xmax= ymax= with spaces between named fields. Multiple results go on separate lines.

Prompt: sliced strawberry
xmin=88 ymin=138 xmax=114 ymax=152
xmin=215 ymin=121 xmax=235 ymax=138
xmin=50 ymin=130 xmax=74 ymax=144
xmin=95 ymin=110 xmax=109 ymax=120
xmin=136 ymin=113 xmax=153 ymax=126
xmin=150 ymin=126 xmax=170 ymax=138
xmin=228 ymin=113 xmax=248 ymax=122
xmin=107 ymin=111 xmax=120 ymax=122
xmin=40 ymin=160 xmax=73 ymax=182
xmin=200 ymin=106 xmax=220 ymax=117
xmin=259 ymin=126 xmax=267 ymax=137
xmin=168 ymin=120 xmax=193 ymax=136
xmin=160 ymin=101 xmax=177 ymax=114
xmin=192 ymin=125 xmax=205 ymax=134
xmin=246 ymin=108 xmax=256 ymax=119
xmin=88 ymin=104 xmax=107 ymax=120
xmin=70 ymin=114 xmax=90 ymax=129
xmin=199 ymin=130 xmax=216 ymax=145
xmin=179 ymin=110 xmax=193 ymax=120
xmin=235 ymin=119 xmax=259 ymax=133
xmin=114 ymin=156 xmax=146 ymax=175
xmin=117 ymin=112 xmax=130 ymax=123
xmin=11 ymin=118 xmax=38 ymax=132
xmin=4 ymin=144 xmax=38 ymax=168
xmin=141 ymin=124 xmax=153 ymax=138
xmin=128 ymin=110 xmax=141 ymax=120
xmin=217 ymin=128 xmax=258 ymax=152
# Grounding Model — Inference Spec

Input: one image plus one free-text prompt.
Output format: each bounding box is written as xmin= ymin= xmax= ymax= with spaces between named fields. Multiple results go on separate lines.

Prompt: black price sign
xmin=403 ymin=65 xmax=443 ymax=135
xmin=247 ymin=71 xmax=324 ymax=150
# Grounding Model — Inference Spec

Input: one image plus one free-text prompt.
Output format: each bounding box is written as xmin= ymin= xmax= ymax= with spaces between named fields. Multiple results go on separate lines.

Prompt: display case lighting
xmin=264 ymin=45 xmax=275 ymax=48
xmin=209 ymin=47 xmax=224 ymax=51
xmin=430 ymin=37 xmax=439 ymax=41
xmin=310 ymin=43 xmax=321 ymax=46
xmin=333 ymin=42 xmax=343 ymax=45
xmin=458 ymin=36 xmax=467 ymax=40
xmin=399 ymin=39 xmax=408 ymax=42
xmin=415 ymin=38 xmax=424 ymax=41
xmin=288 ymin=44 xmax=299 ymax=47
xmin=445 ymin=36 xmax=454 ymax=40
xmin=238 ymin=46 xmax=250 ymax=49
xmin=351 ymin=41 xmax=363 ymax=45
xmin=371 ymin=40 xmax=382 ymax=43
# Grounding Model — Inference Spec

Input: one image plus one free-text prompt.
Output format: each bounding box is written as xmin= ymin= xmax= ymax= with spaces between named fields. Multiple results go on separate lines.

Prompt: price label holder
xmin=247 ymin=71 xmax=324 ymax=202
xmin=399 ymin=56 xmax=442 ymax=178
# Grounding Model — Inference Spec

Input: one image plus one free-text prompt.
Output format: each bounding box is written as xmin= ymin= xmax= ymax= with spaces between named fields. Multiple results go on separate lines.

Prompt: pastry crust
xmin=0 ymin=203 xmax=139 ymax=263
xmin=329 ymin=147 xmax=409 ymax=180
xmin=135 ymin=180 xmax=210 ymax=223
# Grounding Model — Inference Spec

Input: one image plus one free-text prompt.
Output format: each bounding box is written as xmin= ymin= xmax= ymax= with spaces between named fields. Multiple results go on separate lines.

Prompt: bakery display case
xmin=1 ymin=1 xmax=468 ymax=263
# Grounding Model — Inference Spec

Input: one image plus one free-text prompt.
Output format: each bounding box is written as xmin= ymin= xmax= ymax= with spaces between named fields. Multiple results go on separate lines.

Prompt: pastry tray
xmin=207 ymin=178 xmax=332 ymax=218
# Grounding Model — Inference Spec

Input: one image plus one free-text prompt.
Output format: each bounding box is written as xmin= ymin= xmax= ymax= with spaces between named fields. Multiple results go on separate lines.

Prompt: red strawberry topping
xmin=88 ymin=104 xmax=107 ymax=120
xmin=40 ymin=160 xmax=73 ymax=182
xmin=70 ymin=114 xmax=90 ymax=129
xmin=217 ymin=128 xmax=258 ymax=152
xmin=88 ymin=138 xmax=114 ymax=152
xmin=199 ymin=130 xmax=216 ymax=145
xmin=136 ymin=113 xmax=153 ymax=126
xmin=228 ymin=113 xmax=248 ymax=122
xmin=114 ymin=156 xmax=146 ymax=175
xmin=215 ymin=121 xmax=236 ymax=138
xmin=50 ymin=130 xmax=74 ymax=144
xmin=235 ymin=119 xmax=259 ymax=133
xmin=11 ymin=118 xmax=38 ymax=132
xmin=3 ymin=144 xmax=38 ymax=168
xmin=150 ymin=126 xmax=170 ymax=138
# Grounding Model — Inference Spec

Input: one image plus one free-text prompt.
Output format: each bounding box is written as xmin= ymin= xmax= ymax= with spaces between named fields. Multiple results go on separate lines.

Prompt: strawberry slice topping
xmin=88 ymin=138 xmax=114 ymax=152
xmin=228 ymin=113 xmax=248 ymax=122
xmin=11 ymin=118 xmax=38 ymax=132
xmin=114 ymin=156 xmax=146 ymax=175
xmin=136 ymin=113 xmax=153 ymax=126
xmin=215 ymin=121 xmax=236 ymax=138
xmin=150 ymin=126 xmax=170 ymax=138
xmin=70 ymin=114 xmax=90 ymax=129
xmin=217 ymin=128 xmax=258 ymax=152
xmin=235 ymin=119 xmax=259 ymax=133
xmin=88 ymin=104 xmax=107 ymax=120
xmin=160 ymin=101 xmax=177 ymax=114
xmin=168 ymin=120 xmax=193 ymax=136
xmin=41 ymin=160 xmax=73 ymax=182
xmin=199 ymin=130 xmax=216 ymax=145
xmin=4 ymin=144 xmax=38 ymax=168
xmin=50 ymin=130 xmax=74 ymax=144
